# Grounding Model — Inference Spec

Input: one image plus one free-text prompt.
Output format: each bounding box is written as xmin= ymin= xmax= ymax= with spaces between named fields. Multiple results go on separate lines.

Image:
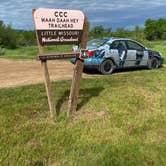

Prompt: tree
xmin=89 ymin=25 xmax=112 ymax=39
xmin=134 ymin=25 xmax=144 ymax=39
xmin=89 ymin=25 xmax=105 ymax=38
xmin=0 ymin=20 xmax=36 ymax=48
xmin=4 ymin=24 xmax=18 ymax=49
xmin=0 ymin=20 xmax=6 ymax=46
xmin=112 ymin=28 xmax=134 ymax=38
xmin=22 ymin=30 xmax=36 ymax=46
xmin=144 ymin=18 xmax=166 ymax=40
xmin=158 ymin=18 xmax=166 ymax=39
xmin=0 ymin=21 xmax=17 ymax=48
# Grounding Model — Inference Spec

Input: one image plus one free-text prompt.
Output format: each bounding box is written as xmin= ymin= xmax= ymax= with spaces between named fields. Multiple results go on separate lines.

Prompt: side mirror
xmin=79 ymin=49 xmax=88 ymax=59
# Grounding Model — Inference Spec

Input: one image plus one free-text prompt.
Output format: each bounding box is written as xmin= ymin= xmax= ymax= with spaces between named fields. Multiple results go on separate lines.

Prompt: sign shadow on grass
xmin=56 ymin=86 xmax=104 ymax=116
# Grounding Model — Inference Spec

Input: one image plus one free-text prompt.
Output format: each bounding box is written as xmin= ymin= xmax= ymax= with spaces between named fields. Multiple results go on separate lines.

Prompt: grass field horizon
xmin=0 ymin=67 xmax=166 ymax=165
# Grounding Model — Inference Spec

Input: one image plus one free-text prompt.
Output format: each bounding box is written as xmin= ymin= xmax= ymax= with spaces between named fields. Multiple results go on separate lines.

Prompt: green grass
xmin=2 ymin=45 xmax=72 ymax=60
xmin=0 ymin=68 xmax=166 ymax=165
xmin=149 ymin=41 xmax=166 ymax=62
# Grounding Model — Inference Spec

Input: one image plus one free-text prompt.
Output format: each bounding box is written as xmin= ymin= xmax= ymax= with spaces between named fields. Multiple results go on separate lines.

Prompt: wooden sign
xmin=38 ymin=52 xmax=79 ymax=61
xmin=33 ymin=8 xmax=89 ymax=120
xmin=33 ymin=8 xmax=85 ymax=46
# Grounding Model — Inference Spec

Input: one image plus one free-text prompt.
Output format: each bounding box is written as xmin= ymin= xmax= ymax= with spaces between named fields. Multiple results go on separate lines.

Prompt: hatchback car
xmin=71 ymin=38 xmax=164 ymax=74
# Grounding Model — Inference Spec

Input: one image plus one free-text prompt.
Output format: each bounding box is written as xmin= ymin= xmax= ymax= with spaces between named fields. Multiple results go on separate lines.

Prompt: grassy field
xmin=0 ymin=67 xmax=166 ymax=165
xmin=2 ymin=45 xmax=72 ymax=59
xmin=0 ymin=40 xmax=166 ymax=63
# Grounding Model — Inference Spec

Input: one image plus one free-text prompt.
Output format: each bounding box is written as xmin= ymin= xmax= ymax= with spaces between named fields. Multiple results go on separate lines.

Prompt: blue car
xmin=71 ymin=38 xmax=164 ymax=74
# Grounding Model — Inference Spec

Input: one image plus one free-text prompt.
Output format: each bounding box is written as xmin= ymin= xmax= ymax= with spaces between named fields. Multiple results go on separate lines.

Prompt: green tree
xmin=89 ymin=25 xmax=112 ymax=39
xmin=158 ymin=18 xmax=166 ymax=39
xmin=134 ymin=25 xmax=144 ymax=39
xmin=144 ymin=18 xmax=166 ymax=40
xmin=0 ymin=20 xmax=6 ymax=46
xmin=4 ymin=24 xmax=18 ymax=49
xmin=90 ymin=25 xmax=105 ymax=38
xmin=113 ymin=28 xmax=134 ymax=38
xmin=0 ymin=21 xmax=18 ymax=48
xmin=21 ymin=30 xmax=36 ymax=46
xmin=0 ymin=20 xmax=37 ymax=48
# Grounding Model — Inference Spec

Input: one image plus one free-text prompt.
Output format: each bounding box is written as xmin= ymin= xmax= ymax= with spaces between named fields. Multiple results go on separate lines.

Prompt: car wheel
xmin=100 ymin=59 xmax=115 ymax=75
xmin=148 ymin=57 xmax=159 ymax=69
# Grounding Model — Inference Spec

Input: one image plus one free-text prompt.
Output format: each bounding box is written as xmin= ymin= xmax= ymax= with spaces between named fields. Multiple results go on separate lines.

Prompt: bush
xmin=0 ymin=47 xmax=5 ymax=56
xmin=144 ymin=18 xmax=166 ymax=40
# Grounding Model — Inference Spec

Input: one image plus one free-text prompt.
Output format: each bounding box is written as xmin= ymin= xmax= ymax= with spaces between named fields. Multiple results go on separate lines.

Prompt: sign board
xmin=33 ymin=8 xmax=85 ymax=46
xmin=38 ymin=52 xmax=79 ymax=61
xmin=33 ymin=8 xmax=89 ymax=119
xmin=37 ymin=51 xmax=88 ymax=61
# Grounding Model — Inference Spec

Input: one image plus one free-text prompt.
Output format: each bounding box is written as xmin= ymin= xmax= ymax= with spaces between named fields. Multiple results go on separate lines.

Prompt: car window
xmin=87 ymin=39 xmax=108 ymax=48
xmin=110 ymin=40 xmax=127 ymax=50
xmin=126 ymin=41 xmax=144 ymax=50
xmin=110 ymin=41 xmax=119 ymax=49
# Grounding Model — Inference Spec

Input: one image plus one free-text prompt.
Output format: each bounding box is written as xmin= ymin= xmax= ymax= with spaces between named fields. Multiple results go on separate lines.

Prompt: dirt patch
xmin=0 ymin=58 xmax=96 ymax=88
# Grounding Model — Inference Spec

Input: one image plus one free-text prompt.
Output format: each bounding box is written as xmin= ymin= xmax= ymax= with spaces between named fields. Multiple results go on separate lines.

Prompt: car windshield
xmin=87 ymin=38 xmax=109 ymax=49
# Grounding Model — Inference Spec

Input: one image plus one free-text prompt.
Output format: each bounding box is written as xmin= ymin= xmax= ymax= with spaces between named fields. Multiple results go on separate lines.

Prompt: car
xmin=71 ymin=37 xmax=164 ymax=74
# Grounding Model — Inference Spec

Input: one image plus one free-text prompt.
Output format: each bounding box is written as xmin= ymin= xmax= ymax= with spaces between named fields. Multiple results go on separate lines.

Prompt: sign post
xmin=39 ymin=45 xmax=56 ymax=120
xmin=68 ymin=19 xmax=89 ymax=116
xmin=33 ymin=8 xmax=89 ymax=119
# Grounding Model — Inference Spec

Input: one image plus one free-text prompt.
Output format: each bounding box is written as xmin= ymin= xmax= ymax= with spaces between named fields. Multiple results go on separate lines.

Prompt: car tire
xmin=147 ymin=57 xmax=159 ymax=69
xmin=100 ymin=59 xmax=115 ymax=75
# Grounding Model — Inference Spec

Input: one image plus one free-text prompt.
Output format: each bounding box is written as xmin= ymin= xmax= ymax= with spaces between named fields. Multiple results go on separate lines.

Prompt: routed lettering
xmin=34 ymin=8 xmax=85 ymax=45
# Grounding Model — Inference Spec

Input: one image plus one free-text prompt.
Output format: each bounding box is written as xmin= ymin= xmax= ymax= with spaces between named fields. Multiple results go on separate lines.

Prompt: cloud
xmin=0 ymin=0 xmax=166 ymax=30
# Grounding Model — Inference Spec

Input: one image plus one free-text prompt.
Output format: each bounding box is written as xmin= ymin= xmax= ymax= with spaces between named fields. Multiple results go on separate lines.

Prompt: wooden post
xmin=41 ymin=60 xmax=56 ymax=120
xmin=33 ymin=10 xmax=55 ymax=120
xmin=38 ymin=37 xmax=56 ymax=120
xmin=33 ymin=9 xmax=88 ymax=118
xmin=68 ymin=18 xmax=90 ymax=116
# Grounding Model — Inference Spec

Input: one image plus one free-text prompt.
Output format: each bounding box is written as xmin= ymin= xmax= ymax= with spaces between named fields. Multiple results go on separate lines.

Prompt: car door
xmin=107 ymin=40 xmax=127 ymax=66
xmin=125 ymin=40 xmax=147 ymax=67
xmin=105 ymin=40 xmax=120 ymax=63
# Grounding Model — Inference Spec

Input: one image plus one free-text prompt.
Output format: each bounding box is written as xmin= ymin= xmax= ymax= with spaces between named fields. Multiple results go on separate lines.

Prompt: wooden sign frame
xmin=33 ymin=8 xmax=89 ymax=119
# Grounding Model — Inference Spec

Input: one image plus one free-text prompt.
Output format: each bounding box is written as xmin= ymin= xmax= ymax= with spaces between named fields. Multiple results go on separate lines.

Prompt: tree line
xmin=89 ymin=18 xmax=166 ymax=41
xmin=0 ymin=20 xmax=36 ymax=49
xmin=0 ymin=18 xmax=166 ymax=49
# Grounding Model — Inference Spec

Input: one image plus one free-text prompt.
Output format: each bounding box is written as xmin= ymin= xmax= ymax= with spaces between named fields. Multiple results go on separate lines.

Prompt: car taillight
xmin=87 ymin=51 xmax=95 ymax=57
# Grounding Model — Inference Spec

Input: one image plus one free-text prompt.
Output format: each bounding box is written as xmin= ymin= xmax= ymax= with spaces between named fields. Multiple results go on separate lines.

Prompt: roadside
xmin=1 ymin=58 xmax=165 ymax=88
xmin=0 ymin=58 xmax=94 ymax=88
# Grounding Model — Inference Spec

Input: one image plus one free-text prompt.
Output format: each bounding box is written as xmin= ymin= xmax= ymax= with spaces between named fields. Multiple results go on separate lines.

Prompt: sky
xmin=0 ymin=0 xmax=166 ymax=30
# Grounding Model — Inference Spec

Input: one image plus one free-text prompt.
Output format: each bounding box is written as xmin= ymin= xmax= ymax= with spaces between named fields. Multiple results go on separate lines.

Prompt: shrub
xmin=0 ymin=47 xmax=5 ymax=56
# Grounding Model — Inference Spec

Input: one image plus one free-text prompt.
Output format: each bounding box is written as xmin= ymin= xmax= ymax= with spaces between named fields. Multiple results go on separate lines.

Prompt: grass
xmin=0 ymin=67 xmax=166 ymax=165
xmin=150 ymin=41 xmax=166 ymax=61
xmin=2 ymin=45 xmax=72 ymax=60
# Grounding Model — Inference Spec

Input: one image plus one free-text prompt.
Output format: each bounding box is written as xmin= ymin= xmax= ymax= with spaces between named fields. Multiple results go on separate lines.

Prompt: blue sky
xmin=0 ymin=0 xmax=166 ymax=30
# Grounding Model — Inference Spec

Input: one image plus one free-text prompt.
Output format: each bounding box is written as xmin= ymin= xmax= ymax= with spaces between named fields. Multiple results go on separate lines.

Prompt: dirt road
xmin=0 ymin=58 xmax=94 ymax=88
